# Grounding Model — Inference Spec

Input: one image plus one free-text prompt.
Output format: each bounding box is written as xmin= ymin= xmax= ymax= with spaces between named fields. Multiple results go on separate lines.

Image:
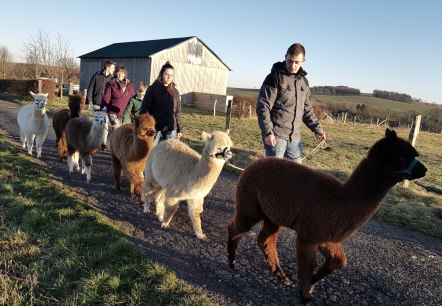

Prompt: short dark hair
xmin=103 ymin=59 xmax=116 ymax=69
xmin=286 ymin=43 xmax=305 ymax=57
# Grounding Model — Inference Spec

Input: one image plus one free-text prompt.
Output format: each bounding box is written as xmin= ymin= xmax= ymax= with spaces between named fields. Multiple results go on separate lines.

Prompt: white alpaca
xmin=65 ymin=110 xmax=107 ymax=182
xmin=17 ymin=91 xmax=49 ymax=158
xmin=142 ymin=131 xmax=233 ymax=240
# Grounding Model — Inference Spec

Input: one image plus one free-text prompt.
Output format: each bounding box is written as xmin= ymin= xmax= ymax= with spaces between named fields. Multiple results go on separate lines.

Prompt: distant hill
xmin=227 ymin=87 xmax=442 ymax=114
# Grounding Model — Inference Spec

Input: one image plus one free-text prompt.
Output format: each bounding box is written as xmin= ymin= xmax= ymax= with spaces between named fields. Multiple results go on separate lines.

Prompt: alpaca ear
xmin=30 ymin=91 xmax=36 ymax=98
xmin=202 ymin=131 xmax=212 ymax=141
xmin=385 ymin=128 xmax=397 ymax=140
xmin=43 ymin=93 xmax=48 ymax=98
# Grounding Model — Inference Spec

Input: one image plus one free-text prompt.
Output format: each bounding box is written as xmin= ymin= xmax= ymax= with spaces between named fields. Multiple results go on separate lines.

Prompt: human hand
xmin=177 ymin=132 xmax=183 ymax=139
xmin=264 ymin=134 xmax=276 ymax=147
xmin=315 ymin=132 xmax=326 ymax=142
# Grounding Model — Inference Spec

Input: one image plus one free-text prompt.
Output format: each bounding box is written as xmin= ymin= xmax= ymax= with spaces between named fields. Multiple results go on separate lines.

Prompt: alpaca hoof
xmin=161 ymin=222 xmax=169 ymax=229
xmin=229 ymin=259 xmax=237 ymax=268
xmin=283 ymin=277 xmax=293 ymax=286
xmin=143 ymin=207 xmax=150 ymax=214
xmin=196 ymin=233 xmax=207 ymax=241
xmin=299 ymin=291 xmax=313 ymax=304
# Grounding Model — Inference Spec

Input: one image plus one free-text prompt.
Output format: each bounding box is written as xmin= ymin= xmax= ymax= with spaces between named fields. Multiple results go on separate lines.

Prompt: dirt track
xmin=1 ymin=99 xmax=441 ymax=305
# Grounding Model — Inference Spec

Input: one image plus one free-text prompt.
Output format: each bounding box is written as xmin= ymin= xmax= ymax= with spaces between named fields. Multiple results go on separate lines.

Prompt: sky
xmin=1 ymin=0 xmax=442 ymax=104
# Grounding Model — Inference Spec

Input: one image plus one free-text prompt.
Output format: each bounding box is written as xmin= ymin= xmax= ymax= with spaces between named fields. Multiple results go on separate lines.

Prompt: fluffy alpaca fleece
xmin=227 ymin=129 xmax=427 ymax=303
xmin=143 ymin=131 xmax=233 ymax=240
xmin=65 ymin=110 xmax=107 ymax=182
xmin=52 ymin=93 xmax=85 ymax=160
xmin=110 ymin=114 xmax=156 ymax=204
xmin=17 ymin=91 xmax=49 ymax=158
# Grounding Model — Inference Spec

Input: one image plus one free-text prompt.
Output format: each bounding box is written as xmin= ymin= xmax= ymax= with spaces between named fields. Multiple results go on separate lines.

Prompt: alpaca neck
xmin=131 ymin=135 xmax=154 ymax=160
xmin=33 ymin=107 xmax=46 ymax=118
xmin=190 ymin=150 xmax=225 ymax=190
xmin=87 ymin=123 xmax=105 ymax=148
xmin=340 ymin=158 xmax=397 ymax=232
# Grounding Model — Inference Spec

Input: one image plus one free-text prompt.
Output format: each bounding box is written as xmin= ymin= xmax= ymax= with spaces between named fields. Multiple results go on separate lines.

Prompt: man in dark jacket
xmin=256 ymin=43 xmax=325 ymax=163
xmin=86 ymin=59 xmax=115 ymax=150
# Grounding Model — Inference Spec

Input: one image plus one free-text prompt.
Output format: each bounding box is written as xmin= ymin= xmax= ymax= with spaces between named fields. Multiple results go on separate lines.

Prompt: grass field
xmin=0 ymin=136 xmax=212 ymax=305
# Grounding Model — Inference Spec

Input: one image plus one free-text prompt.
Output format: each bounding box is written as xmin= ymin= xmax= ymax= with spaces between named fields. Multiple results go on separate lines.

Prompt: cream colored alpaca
xmin=17 ymin=91 xmax=49 ymax=158
xmin=142 ymin=131 xmax=233 ymax=240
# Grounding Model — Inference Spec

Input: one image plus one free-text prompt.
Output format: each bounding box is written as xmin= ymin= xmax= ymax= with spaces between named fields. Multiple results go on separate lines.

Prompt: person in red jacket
xmin=101 ymin=65 xmax=135 ymax=150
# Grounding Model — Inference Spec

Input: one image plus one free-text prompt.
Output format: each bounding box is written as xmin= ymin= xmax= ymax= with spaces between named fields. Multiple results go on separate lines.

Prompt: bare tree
xmin=21 ymin=29 xmax=76 ymax=92
xmin=0 ymin=45 xmax=14 ymax=78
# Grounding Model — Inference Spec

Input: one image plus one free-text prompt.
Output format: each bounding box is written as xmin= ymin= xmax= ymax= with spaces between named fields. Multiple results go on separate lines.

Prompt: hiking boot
xmin=101 ymin=144 xmax=108 ymax=151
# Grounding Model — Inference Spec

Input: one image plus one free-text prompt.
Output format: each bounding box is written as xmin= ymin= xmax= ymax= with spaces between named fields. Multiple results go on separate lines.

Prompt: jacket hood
xmin=271 ymin=61 xmax=307 ymax=78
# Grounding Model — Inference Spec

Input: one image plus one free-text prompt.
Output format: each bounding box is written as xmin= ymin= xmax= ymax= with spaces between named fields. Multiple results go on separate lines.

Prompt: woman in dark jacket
xmin=101 ymin=65 xmax=135 ymax=130
xmin=139 ymin=61 xmax=183 ymax=145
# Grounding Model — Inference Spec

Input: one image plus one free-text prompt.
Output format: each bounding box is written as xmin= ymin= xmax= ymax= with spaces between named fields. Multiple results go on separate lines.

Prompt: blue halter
xmin=395 ymin=159 xmax=418 ymax=179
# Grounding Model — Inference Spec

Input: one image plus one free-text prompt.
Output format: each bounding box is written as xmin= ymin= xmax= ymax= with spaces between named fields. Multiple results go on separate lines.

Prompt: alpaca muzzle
xmin=36 ymin=100 xmax=46 ymax=109
xmin=214 ymin=147 xmax=233 ymax=160
xmin=395 ymin=159 xmax=427 ymax=180
xmin=146 ymin=128 xmax=156 ymax=136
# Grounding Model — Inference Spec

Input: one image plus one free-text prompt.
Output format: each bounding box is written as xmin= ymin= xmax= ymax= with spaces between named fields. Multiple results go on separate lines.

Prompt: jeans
xmin=265 ymin=138 xmax=303 ymax=163
xmin=154 ymin=130 xmax=177 ymax=146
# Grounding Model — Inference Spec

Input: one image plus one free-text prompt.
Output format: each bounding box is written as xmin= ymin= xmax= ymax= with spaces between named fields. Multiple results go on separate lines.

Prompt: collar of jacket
xmin=271 ymin=61 xmax=307 ymax=79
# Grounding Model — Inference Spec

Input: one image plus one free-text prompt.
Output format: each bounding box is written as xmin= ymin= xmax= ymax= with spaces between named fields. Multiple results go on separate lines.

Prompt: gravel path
xmin=1 ymin=99 xmax=441 ymax=305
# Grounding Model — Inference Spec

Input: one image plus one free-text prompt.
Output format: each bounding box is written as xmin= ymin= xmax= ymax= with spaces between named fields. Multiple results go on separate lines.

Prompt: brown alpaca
xmin=52 ymin=93 xmax=85 ymax=160
xmin=110 ymin=114 xmax=156 ymax=204
xmin=65 ymin=111 xmax=108 ymax=182
xmin=227 ymin=129 xmax=427 ymax=303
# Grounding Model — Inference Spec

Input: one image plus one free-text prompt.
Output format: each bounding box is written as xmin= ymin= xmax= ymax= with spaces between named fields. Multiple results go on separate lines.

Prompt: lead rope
xmin=226 ymin=139 xmax=328 ymax=172
xmin=301 ymin=139 xmax=328 ymax=162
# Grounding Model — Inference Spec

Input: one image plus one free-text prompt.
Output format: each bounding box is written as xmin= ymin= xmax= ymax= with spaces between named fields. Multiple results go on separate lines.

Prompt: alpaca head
xmin=202 ymin=131 xmax=233 ymax=161
xmin=68 ymin=93 xmax=85 ymax=117
xmin=92 ymin=110 xmax=108 ymax=126
xmin=134 ymin=114 xmax=156 ymax=138
xmin=367 ymin=128 xmax=427 ymax=182
xmin=30 ymin=91 xmax=48 ymax=111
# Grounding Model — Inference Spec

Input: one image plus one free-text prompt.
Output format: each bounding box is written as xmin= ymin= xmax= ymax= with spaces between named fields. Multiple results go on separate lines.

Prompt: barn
xmin=79 ymin=36 xmax=232 ymax=112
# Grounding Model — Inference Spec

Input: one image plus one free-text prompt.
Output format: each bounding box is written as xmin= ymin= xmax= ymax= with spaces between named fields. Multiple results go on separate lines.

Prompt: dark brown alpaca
xmin=110 ymin=114 xmax=156 ymax=204
xmin=52 ymin=93 xmax=85 ymax=160
xmin=227 ymin=129 xmax=427 ymax=303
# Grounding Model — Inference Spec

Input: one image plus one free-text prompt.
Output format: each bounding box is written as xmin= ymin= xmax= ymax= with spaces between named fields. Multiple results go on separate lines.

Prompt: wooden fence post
xmin=225 ymin=99 xmax=232 ymax=134
xmin=403 ymin=114 xmax=421 ymax=188
xmin=213 ymin=99 xmax=217 ymax=116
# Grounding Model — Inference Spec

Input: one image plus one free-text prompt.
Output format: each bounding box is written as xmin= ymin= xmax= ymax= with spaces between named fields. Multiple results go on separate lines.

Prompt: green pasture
xmin=0 ymin=136 xmax=212 ymax=305
xmin=314 ymin=94 xmax=441 ymax=114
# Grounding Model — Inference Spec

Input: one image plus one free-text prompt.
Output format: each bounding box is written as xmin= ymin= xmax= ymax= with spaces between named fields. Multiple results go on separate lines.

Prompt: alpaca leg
xmin=296 ymin=240 xmax=319 ymax=303
xmin=311 ymin=242 xmax=347 ymax=285
xmin=35 ymin=134 xmax=46 ymax=159
xmin=20 ymin=131 xmax=26 ymax=149
xmin=154 ymin=189 xmax=166 ymax=218
xmin=67 ymin=154 xmax=74 ymax=174
xmin=187 ymin=198 xmax=207 ymax=240
xmin=227 ymin=214 xmax=262 ymax=268
xmin=161 ymin=197 xmax=180 ymax=228
xmin=82 ymin=154 xmax=92 ymax=182
xmin=134 ymin=173 xmax=145 ymax=205
xmin=111 ymin=155 xmax=123 ymax=191
xmin=73 ymin=151 xmax=80 ymax=172
xmin=257 ymin=217 xmax=291 ymax=285
xmin=26 ymin=135 xmax=35 ymax=155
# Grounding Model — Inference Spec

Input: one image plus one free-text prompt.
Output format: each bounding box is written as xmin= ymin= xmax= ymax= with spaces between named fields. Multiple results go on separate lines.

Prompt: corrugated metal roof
xmin=79 ymin=36 xmax=231 ymax=70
